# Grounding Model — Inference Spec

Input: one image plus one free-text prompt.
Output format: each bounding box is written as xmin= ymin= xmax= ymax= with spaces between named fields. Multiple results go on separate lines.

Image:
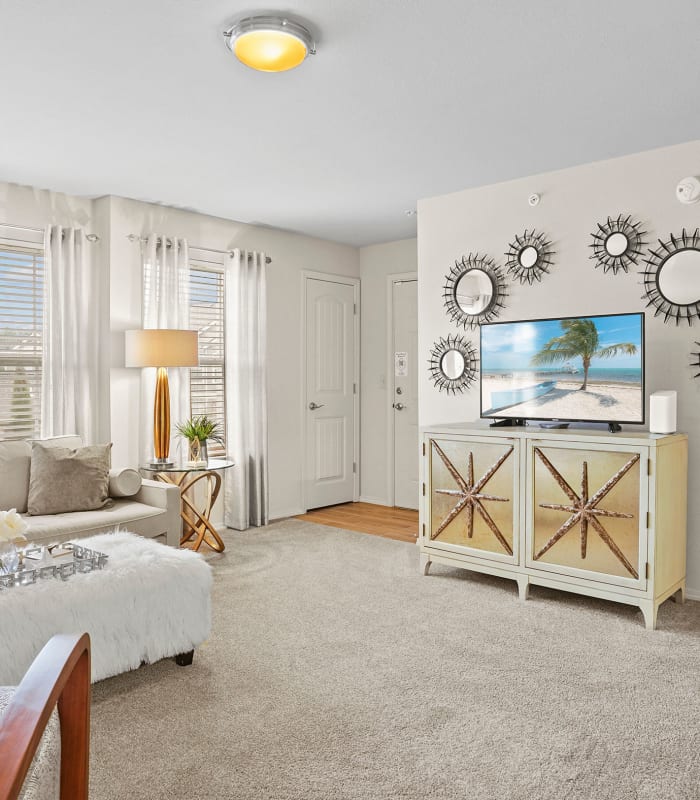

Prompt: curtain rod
xmin=0 ymin=222 xmax=100 ymax=242
xmin=126 ymin=234 xmax=271 ymax=264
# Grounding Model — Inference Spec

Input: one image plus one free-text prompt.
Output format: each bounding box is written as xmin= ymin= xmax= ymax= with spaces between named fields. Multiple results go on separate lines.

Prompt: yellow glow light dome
xmin=224 ymin=16 xmax=315 ymax=73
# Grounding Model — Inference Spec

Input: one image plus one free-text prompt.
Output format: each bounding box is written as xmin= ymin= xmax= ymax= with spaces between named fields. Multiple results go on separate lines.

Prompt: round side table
xmin=141 ymin=459 xmax=234 ymax=552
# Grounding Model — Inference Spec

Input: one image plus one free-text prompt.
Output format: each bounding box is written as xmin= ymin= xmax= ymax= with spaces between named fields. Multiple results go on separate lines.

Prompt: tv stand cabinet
xmin=419 ymin=423 xmax=687 ymax=629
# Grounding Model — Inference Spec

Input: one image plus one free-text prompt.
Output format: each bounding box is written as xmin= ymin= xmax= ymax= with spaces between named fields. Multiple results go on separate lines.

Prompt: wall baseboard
xmin=359 ymin=495 xmax=391 ymax=507
xmin=685 ymin=586 xmax=700 ymax=602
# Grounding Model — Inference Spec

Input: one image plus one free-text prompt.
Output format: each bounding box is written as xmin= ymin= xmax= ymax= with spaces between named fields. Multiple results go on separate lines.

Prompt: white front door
xmin=304 ymin=276 xmax=357 ymax=509
xmin=392 ymin=278 xmax=419 ymax=509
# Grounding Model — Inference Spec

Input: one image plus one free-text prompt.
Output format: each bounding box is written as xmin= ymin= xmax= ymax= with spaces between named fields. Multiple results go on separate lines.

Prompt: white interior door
xmin=392 ymin=278 xmax=418 ymax=509
xmin=304 ymin=276 xmax=357 ymax=509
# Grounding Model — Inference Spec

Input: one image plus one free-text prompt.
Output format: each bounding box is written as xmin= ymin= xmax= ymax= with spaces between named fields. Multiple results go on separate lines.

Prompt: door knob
xmin=393 ymin=402 xmax=405 ymax=411
xmin=308 ymin=402 xmax=325 ymax=410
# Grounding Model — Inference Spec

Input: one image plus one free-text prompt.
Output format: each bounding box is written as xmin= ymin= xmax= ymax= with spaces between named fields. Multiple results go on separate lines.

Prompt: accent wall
xmin=417 ymin=139 xmax=700 ymax=597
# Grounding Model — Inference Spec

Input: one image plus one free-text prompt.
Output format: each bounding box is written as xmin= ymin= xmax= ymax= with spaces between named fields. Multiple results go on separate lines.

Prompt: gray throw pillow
xmin=27 ymin=442 xmax=113 ymax=515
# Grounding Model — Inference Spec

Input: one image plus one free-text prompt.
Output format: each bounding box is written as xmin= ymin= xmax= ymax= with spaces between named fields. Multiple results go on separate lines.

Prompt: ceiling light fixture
xmin=223 ymin=15 xmax=315 ymax=73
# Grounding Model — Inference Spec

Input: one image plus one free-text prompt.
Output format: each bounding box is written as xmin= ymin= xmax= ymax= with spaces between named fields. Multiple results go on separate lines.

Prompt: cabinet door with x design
xmin=525 ymin=440 xmax=649 ymax=591
xmin=427 ymin=435 xmax=520 ymax=565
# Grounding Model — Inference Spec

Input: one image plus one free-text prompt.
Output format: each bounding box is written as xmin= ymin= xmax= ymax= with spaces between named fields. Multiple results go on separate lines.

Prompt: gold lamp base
xmin=153 ymin=366 xmax=173 ymax=467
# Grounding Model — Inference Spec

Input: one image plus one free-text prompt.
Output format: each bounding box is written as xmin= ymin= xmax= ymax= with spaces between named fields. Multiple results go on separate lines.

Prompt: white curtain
xmin=42 ymin=225 xmax=109 ymax=444
xmin=140 ymin=234 xmax=190 ymax=462
xmin=224 ymin=249 xmax=268 ymax=529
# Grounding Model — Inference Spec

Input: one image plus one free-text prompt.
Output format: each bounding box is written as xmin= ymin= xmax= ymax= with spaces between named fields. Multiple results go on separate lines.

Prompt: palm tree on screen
xmin=530 ymin=318 xmax=637 ymax=390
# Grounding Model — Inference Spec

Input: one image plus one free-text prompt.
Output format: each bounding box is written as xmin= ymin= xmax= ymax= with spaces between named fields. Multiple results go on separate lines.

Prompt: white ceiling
xmin=1 ymin=1 xmax=699 ymax=246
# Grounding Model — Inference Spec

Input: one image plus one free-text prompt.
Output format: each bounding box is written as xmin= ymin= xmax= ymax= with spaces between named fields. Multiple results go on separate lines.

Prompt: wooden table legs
xmin=154 ymin=470 xmax=226 ymax=552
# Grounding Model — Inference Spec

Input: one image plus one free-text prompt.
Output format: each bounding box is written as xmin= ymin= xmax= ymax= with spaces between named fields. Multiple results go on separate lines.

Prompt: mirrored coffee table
xmin=141 ymin=459 xmax=234 ymax=552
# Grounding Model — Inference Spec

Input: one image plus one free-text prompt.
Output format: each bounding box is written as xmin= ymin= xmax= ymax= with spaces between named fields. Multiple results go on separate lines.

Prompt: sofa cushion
xmin=0 ymin=440 xmax=32 ymax=513
xmin=28 ymin=442 xmax=112 ymax=516
xmin=0 ymin=436 xmax=84 ymax=514
xmin=22 ymin=500 xmax=166 ymax=543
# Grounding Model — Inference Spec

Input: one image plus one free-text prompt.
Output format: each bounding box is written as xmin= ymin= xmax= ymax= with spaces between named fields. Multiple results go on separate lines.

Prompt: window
xmin=189 ymin=260 xmax=226 ymax=455
xmin=0 ymin=242 xmax=44 ymax=439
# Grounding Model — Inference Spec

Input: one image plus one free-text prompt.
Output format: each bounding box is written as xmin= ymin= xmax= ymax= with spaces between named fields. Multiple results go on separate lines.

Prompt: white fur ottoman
xmin=0 ymin=532 xmax=212 ymax=684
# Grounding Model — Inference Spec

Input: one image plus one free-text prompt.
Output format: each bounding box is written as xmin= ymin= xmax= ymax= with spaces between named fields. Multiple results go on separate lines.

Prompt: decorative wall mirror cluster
xmin=443 ymin=254 xmax=507 ymax=329
xmin=590 ymin=214 xmax=647 ymax=274
xmin=433 ymin=215 xmax=700 ymax=394
xmin=642 ymin=228 xmax=700 ymax=325
xmin=505 ymin=229 xmax=554 ymax=284
xmin=428 ymin=334 xmax=478 ymax=394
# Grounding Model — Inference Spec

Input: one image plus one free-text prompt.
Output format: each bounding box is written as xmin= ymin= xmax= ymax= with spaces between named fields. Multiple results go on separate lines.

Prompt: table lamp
xmin=125 ymin=329 xmax=199 ymax=467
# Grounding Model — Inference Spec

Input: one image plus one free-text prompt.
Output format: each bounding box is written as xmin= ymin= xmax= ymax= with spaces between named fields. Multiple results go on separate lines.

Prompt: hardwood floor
xmin=296 ymin=502 xmax=418 ymax=543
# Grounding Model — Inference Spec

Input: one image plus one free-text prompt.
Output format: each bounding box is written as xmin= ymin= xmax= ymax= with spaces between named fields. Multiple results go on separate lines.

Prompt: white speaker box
xmin=649 ymin=390 xmax=677 ymax=434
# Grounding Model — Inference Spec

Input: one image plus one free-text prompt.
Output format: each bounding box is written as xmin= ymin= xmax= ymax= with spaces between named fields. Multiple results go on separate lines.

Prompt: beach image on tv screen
xmin=481 ymin=314 xmax=643 ymax=423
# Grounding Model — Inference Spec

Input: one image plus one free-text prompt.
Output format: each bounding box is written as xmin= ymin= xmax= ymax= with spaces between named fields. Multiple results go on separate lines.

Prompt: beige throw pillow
xmin=27 ymin=442 xmax=113 ymax=516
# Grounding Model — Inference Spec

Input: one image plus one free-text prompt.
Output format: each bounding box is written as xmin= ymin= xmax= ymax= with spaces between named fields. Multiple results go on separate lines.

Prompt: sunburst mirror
xmin=692 ymin=344 xmax=700 ymax=378
xmin=642 ymin=228 xmax=700 ymax=325
xmin=443 ymin=254 xmax=507 ymax=329
xmin=428 ymin=334 xmax=478 ymax=394
xmin=590 ymin=214 xmax=647 ymax=274
xmin=505 ymin=229 xmax=554 ymax=284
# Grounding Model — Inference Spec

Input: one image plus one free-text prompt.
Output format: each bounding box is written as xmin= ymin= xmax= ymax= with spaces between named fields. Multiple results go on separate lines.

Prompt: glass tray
xmin=0 ymin=543 xmax=109 ymax=590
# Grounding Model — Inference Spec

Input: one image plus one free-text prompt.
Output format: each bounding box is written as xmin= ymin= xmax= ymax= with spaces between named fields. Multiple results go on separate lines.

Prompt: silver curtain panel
xmin=41 ymin=226 xmax=109 ymax=443
xmin=224 ymin=249 xmax=268 ymax=529
xmin=140 ymin=234 xmax=190 ymax=462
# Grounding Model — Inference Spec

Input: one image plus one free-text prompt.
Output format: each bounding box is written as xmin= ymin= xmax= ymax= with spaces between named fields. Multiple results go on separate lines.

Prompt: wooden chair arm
xmin=0 ymin=633 xmax=91 ymax=800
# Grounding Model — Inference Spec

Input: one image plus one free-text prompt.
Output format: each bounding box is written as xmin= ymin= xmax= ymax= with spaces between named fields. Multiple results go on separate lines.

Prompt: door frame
xmin=300 ymin=270 xmax=360 ymax=512
xmin=385 ymin=271 xmax=418 ymax=507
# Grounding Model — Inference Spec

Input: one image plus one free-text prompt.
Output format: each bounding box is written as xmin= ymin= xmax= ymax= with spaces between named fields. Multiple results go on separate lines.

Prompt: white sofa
xmin=0 ymin=436 xmax=181 ymax=547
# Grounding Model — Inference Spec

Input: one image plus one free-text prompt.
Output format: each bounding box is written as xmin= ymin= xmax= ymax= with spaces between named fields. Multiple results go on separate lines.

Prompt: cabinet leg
xmin=672 ymin=583 xmax=686 ymax=604
xmin=517 ymin=576 xmax=530 ymax=602
xmin=420 ymin=553 xmax=431 ymax=576
xmin=639 ymin=601 xmax=658 ymax=631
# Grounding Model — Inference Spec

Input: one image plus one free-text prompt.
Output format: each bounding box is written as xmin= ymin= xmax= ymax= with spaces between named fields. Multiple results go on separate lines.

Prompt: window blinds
xmin=189 ymin=262 xmax=226 ymax=456
xmin=0 ymin=243 xmax=44 ymax=439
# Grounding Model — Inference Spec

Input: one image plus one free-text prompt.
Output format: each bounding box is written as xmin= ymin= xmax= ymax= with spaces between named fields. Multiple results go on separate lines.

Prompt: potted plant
xmin=176 ymin=415 xmax=225 ymax=464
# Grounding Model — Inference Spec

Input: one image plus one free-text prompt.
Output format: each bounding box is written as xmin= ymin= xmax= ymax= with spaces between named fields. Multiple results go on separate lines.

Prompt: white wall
xmin=359 ymin=238 xmax=417 ymax=505
xmin=106 ymin=196 xmax=360 ymax=519
xmin=417 ymin=139 xmax=700 ymax=595
xmin=0 ymin=182 xmax=96 ymax=236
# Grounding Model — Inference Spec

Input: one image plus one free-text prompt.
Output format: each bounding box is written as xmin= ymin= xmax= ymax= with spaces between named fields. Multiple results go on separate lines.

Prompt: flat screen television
xmin=480 ymin=312 xmax=645 ymax=426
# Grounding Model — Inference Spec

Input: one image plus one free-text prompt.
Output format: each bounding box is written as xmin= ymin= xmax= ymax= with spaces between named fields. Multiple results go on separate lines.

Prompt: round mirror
xmin=429 ymin=335 xmax=478 ymax=394
xmin=643 ymin=228 xmax=700 ymax=325
xmin=519 ymin=245 xmax=539 ymax=268
xmin=605 ymin=232 xmax=629 ymax=257
xmin=506 ymin=230 xmax=554 ymax=284
xmin=440 ymin=349 xmax=465 ymax=380
xmin=444 ymin=254 xmax=507 ymax=329
xmin=657 ymin=250 xmax=700 ymax=305
xmin=590 ymin=215 xmax=646 ymax=274
xmin=454 ymin=269 xmax=493 ymax=315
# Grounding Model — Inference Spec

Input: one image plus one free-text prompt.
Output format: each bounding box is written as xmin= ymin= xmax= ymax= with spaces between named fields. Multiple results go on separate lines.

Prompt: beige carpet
xmin=90 ymin=520 xmax=700 ymax=799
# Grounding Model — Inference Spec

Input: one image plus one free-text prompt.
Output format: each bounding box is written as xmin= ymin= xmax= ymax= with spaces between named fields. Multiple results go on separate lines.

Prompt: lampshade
xmin=223 ymin=16 xmax=315 ymax=73
xmin=125 ymin=329 xmax=199 ymax=368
